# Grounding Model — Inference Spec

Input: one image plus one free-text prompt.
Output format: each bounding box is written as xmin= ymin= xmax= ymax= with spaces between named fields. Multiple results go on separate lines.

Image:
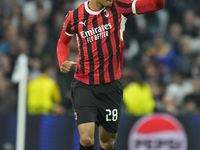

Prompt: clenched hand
xmin=60 ymin=61 xmax=77 ymax=73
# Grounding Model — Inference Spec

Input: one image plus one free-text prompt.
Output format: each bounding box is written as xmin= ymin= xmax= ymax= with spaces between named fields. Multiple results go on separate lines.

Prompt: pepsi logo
xmin=128 ymin=114 xmax=187 ymax=150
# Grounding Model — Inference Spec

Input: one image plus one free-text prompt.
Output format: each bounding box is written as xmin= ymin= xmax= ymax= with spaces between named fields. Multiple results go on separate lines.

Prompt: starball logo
xmin=79 ymin=23 xmax=112 ymax=43
xmin=128 ymin=114 xmax=188 ymax=150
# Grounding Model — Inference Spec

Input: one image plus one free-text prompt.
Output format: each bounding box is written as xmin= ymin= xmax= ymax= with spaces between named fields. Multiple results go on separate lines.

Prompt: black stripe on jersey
xmin=84 ymin=9 xmax=95 ymax=84
xmin=112 ymin=6 xmax=120 ymax=68
xmin=92 ymin=15 xmax=105 ymax=83
xmin=74 ymin=8 xmax=85 ymax=74
xmin=66 ymin=20 xmax=72 ymax=34
xmin=101 ymin=10 xmax=114 ymax=82
xmin=122 ymin=13 xmax=132 ymax=18
xmin=73 ymin=8 xmax=79 ymax=32
xmin=78 ymin=35 xmax=85 ymax=75
xmin=116 ymin=1 xmax=132 ymax=8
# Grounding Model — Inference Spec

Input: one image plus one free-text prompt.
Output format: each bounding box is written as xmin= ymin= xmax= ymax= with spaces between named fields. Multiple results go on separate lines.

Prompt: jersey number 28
xmin=106 ymin=109 xmax=118 ymax=122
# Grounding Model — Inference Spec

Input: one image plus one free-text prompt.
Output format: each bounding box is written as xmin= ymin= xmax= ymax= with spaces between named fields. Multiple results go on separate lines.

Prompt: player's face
xmin=97 ymin=0 xmax=113 ymax=7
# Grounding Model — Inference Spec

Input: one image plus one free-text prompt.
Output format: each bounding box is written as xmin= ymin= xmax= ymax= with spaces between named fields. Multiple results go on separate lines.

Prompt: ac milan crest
xmin=104 ymin=9 xmax=109 ymax=17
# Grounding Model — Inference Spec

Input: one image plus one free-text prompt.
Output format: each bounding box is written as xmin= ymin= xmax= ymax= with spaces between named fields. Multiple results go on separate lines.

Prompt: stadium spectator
xmin=30 ymin=23 xmax=55 ymax=56
xmin=123 ymin=69 xmax=155 ymax=116
xmin=0 ymin=67 xmax=5 ymax=81
xmin=10 ymin=5 xmax=23 ymax=29
xmin=182 ymin=97 xmax=200 ymax=115
xmin=0 ymin=25 xmax=19 ymax=57
xmin=174 ymin=35 xmax=193 ymax=75
xmin=18 ymin=16 xmax=32 ymax=41
xmin=121 ymin=67 xmax=135 ymax=88
xmin=22 ymin=0 xmax=52 ymax=23
xmin=0 ymin=0 xmax=17 ymax=17
xmin=166 ymin=70 xmax=193 ymax=108
xmin=143 ymin=62 xmax=165 ymax=84
xmin=0 ymin=53 xmax=12 ymax=79
xmin=191 ymin=53 xmax=200 ymax=77
xmin=166 ymin=23 xmax=182 ymax=54
xmin=49 ymin=11 xmax=66 ymax=47
xmin=190 ymin=27 xmax=200 ymax=53
xmin=182 ymin=10 xmax=199 ymax=38
xmin=27 ymin=64 xmax=64 ymax=115
xmin=166 ymin=0 xmax=195 ymax=23
xmin=0 ymin=79 xmax=17 ymax=114
xmin=183 ymin=77 xmax=200 ymax=109
xmin=28 ymin=57 xmax=41 ymax=81
xmin=181 ymin=80 xmax=200 ymax=115
xmin=147 ymin=34 xmax=176 ymax=75
xmin=149 ymin=81 xmax=165 ymax=112
xmin=162 ymin=93 xmax=178 ymax=115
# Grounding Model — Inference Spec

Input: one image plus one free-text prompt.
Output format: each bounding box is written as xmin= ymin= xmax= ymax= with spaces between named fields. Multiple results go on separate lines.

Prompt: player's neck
xmin=88 ymin=0 xmax=104 ymax=11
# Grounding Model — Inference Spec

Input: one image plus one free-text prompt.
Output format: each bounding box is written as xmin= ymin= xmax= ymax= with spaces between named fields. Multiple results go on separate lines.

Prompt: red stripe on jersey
xmin=78 ymin=4 xmax=90 ymax=84
xmin=91 ymin=15 xmax=106 ymax=84
xmin=102 ymin=41 xmax=111 ymax=83
xmin=90 ymin=15 xmax=100 ymax=84
xmin=97 ymin=12 xmax=110 ymax=84
xmin=70 ymin=11 xmax=75 ymax=33
xmin=107 ymin=8 xmax=120 ymax=81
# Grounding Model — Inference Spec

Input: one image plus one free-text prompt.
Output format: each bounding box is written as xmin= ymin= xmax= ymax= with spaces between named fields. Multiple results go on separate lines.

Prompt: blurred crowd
xmin=0 ymin=0 xmax=200 ymax=116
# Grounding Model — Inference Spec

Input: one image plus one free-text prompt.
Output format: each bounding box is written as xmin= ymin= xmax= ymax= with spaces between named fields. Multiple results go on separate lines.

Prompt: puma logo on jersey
xmin=79 ymin=20 xmax=87 ymax=26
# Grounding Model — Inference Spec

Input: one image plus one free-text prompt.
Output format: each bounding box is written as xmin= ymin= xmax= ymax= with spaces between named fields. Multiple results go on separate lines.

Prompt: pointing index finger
xmin=71 ymin=62 xmax=77 ymax=65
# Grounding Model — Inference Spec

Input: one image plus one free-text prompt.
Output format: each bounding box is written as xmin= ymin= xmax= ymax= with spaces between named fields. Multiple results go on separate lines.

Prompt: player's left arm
xmin=132 ymin=0 xmax=165 ymax=15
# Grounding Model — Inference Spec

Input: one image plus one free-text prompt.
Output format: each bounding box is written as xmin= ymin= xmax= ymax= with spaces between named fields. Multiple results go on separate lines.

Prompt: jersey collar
xmin=85 ymin=1 xmax=105 ymax=15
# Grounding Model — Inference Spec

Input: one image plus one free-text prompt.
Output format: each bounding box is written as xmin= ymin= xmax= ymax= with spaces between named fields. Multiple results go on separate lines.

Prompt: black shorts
xmin=71 ymin=78 xmax=123 ymax=133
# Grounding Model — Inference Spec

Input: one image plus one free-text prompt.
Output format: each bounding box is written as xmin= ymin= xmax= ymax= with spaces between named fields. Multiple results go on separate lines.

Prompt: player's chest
xmin=75 ymin=8 xmax=119 ymax=42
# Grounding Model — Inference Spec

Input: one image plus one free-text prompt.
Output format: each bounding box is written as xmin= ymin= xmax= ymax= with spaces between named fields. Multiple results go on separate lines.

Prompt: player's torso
xmin=70 ymin=1 xmax=126 ymax=84
xmin=72 ymin=1 xmax=122 ymax=60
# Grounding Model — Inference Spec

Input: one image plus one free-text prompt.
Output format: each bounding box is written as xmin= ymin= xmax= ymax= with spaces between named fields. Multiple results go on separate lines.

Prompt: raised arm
xmin=132 ymin=0 xmax=165 ymax=14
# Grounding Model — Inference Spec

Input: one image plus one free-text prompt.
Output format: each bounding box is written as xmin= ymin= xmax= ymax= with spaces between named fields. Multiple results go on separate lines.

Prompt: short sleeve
xmin=62 ymin=11 xmax=76 ymax=36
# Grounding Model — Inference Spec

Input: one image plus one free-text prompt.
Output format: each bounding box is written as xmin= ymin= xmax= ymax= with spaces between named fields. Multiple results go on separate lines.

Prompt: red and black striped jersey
xmin=57 ymin=0 xmax=165 ymax=85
